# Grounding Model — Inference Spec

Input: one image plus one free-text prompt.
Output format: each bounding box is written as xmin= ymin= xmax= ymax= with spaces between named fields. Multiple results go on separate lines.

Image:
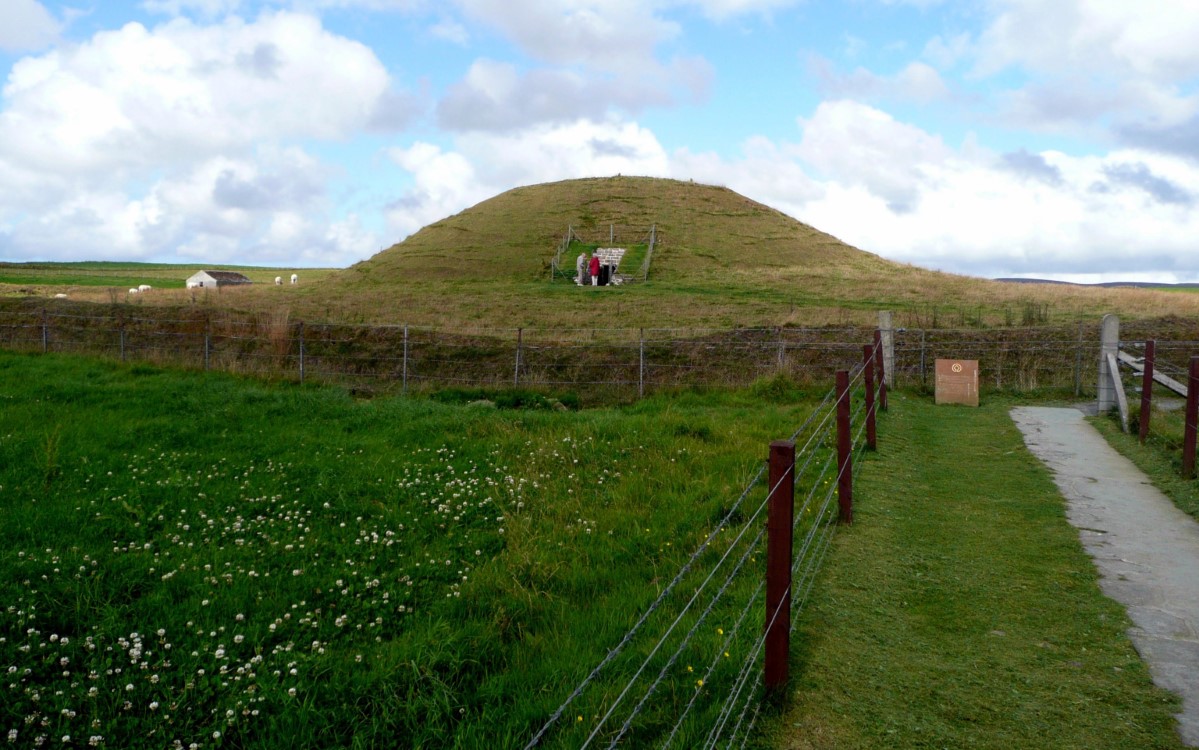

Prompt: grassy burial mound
xmin=309 ymin=176 xmax=1199 ymax=328
xmin=318 ymin=176 xmax=908 ymax=327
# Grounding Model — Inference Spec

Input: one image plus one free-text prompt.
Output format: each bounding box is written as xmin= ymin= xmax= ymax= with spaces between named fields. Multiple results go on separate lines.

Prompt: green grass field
xmin=0 ymin=262 xmax=338 ymax=291
xmin=0 ymin=351 xmax=825 ymax=748
xmin=763 ymin=394 xmax=1184 ymax=749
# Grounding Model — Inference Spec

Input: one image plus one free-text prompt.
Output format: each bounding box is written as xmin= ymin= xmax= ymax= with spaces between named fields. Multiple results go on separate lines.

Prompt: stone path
xmin=1012 ymin=406 xmax=1199 ymax=747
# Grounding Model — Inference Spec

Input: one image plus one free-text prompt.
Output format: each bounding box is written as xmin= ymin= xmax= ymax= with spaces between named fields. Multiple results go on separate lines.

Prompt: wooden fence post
xmin=764 ymin=439 xmax=795 ymax=693
xmin=863 ymin=345 xmax=877 ymax=451
xmin=204 ymin=321 xmax=211 ymax=371
xmin=873 ymin=331 xmax=887 ymax=412
xmin=1138 ymin=339 xmax=1154 ymax=444
xmin=1184 ymin=357 xmax=1199 ymax=480
xmin=402 ymin=325 xmax=409 ymax=394
xmin=836 ymin=369 xmax=853 ymax=524
xmin=119 ymin=323 xmax=126 ymax=362
xmin=41 ymin=308 xmax=48 ymax=353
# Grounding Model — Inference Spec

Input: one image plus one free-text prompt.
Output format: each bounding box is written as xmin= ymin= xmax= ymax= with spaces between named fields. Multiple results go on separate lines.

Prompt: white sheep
xmin=290 ymin=273 xmax=298 ymax=285
xmin=138 ymin=284 xmax=152 ymax=292
xmin=128 ymin=288 xmax=139 ymax=294
xmin=275 ymin=276 xmax=282 ymax=285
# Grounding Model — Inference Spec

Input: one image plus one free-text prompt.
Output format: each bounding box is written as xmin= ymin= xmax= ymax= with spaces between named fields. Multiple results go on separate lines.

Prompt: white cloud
xmin=977 ymin=0 xmax=1199 ymax=82
xmin=0 ymin=12 xmax=398 ymax=265
xmin=436 ymin=56 xmax=711 ymax=132
xmin=810 ymin=57 xmax=951 ymax=104
xmin=0 ymin=146 xmax=376 ymax=266
xmin=0 ymin=12 xmax=396 ymax=176
xmin=0 ymin=0 xmax=60 ymax=51
xmin=794 ymin=100 xmax=952 ymax=213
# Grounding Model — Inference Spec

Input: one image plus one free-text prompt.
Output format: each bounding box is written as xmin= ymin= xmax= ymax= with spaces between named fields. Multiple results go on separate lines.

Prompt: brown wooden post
xmin=1184 ymin=357 xmax=1199 ymax=480
xmin=836 ymin=369 xmax=853 ymax=524
xmin=764 ymin=440 xmax=795 ymax=693
xmin=1138 ymin=340 xmax=1154 ymax=444
xmin=873 ymin=330 xmax=887 ymax=411
xmin=863 ymin=345 xmax=877 ymax=451
xmin=41 ymin=308 xmax=48 ymax=353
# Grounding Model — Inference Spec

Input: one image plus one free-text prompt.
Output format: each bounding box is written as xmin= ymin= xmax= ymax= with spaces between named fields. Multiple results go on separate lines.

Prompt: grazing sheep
xmin=53 ymin=293 xmax=68 ymax=299
xmin=138 ymin=284 xmax=152 ymax=292
xmin=128 ymin=288 xmax=139 ymax=294
xmin=275 ymin=276 xmax=282 ymax=285
xmin=290 ymin=273 xmax=298 ymax=285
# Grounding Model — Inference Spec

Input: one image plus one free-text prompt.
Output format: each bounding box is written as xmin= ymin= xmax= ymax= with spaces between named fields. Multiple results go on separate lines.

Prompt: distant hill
xmin=997 ymin=278 xmax=1199 ymax=289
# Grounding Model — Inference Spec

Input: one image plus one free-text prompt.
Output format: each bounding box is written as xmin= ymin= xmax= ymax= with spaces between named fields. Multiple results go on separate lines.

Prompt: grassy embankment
xmin=764 ymin=393 xmax=1185 ymax=749
xmin=0 ymin=350 xmax=822 ymax=748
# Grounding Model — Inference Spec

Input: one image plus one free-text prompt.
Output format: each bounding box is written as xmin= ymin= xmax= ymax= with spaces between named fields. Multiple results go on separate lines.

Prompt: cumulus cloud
xmin=809 ymin=57 xmax=951 ymax=104
xmin=0 ymin=12 xmax=397 ymax=176
xmin=794 ymin=100 xmax=952 ymax=213
xmin=999 ymin=149 xmax=1062 ymax=186
xmin=964 ymin=0 xmax=1199 ymax=157
xmin=436 ymin=56 xmax=710 ymax=132
xmin=0 ymin=11 xmax=397 ymax=265
xmin=0 ymin=0 xmax=61 ymax=51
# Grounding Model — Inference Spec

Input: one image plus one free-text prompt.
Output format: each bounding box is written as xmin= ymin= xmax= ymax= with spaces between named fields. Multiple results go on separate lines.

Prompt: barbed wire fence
xmin=520 ymin=342 xmax=883 ymax=749
xmin=0 ymin=308 xmax=1110 ymax=399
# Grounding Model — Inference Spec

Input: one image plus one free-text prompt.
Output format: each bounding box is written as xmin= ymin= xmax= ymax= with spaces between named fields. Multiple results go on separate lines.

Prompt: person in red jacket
xmin=589 ymin=253 xmax=601 ymax=286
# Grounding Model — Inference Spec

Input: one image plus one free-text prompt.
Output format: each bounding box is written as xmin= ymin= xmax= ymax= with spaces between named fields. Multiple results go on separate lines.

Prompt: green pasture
xmin=0 ymin=351 xmax=818 ymax=748
xmin=0 ymin=262 xmax=338 ymax=290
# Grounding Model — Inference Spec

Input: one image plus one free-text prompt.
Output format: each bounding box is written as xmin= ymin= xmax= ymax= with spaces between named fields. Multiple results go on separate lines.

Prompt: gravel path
xmin=1012 ymin=406 xmax=1199 ymax=747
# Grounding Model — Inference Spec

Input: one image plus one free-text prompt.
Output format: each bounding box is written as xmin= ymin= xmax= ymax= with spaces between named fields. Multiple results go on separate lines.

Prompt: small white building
xmin=186 ymin=270 xmax=253 ymax=289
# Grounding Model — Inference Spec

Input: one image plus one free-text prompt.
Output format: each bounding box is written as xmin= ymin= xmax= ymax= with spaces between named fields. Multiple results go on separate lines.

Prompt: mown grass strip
xmin=764 ymin=393 xmax=1184 ymax=749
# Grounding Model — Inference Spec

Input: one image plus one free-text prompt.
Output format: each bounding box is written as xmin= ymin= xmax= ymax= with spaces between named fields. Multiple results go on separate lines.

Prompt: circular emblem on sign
xmin=951 ymin=363 xmax=963 ymax=373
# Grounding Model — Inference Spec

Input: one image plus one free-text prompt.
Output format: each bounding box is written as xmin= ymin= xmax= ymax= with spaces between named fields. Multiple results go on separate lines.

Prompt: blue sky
xmin=2 ymin=0 xmax=1198 ymax=283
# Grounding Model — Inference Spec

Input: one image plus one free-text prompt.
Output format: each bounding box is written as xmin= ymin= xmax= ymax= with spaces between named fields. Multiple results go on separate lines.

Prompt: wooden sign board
xmin=935 ymin=359 xmax=979 ymax=406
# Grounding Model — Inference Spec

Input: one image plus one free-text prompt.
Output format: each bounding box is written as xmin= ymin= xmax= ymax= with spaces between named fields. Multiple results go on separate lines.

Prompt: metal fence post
xmin=1184 ymin=357 xmax=1199 ymax=480
xmin=764 ymin=439 xmax=795 ymax=693
xmin=1074 ymin=320 xmax=1084 ymax=397
xmin=298 ymin=321 xmax=305 ymax=384
xmin=1139 ymin=339 xmax=1154 ymax=444
xmin=919 ymin=329 xmax=927 ymax=387
xmin=863 ymin=345 xmax=877 ymax=451
xmin=873 ymin=330 xmax=887 ymax=411
xmin=639 ymin=328 xmax=645 ymax=399
xmin=515 ymin=327 xmax=523 ymax=386
xmin=836 ymin=369 xmax=853 ymax=524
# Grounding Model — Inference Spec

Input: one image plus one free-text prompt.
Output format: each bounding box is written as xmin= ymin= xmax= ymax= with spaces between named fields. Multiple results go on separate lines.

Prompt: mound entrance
xmin=549 ymin=224 xmax=657 ymax=285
